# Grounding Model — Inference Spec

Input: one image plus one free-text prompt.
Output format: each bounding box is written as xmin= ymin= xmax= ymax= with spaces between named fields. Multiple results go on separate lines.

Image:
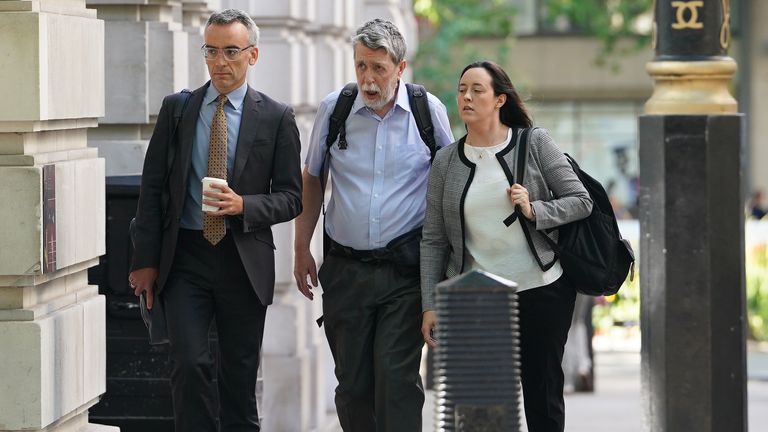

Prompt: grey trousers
xmin=319 ymin=253 xmax=425 ymax=432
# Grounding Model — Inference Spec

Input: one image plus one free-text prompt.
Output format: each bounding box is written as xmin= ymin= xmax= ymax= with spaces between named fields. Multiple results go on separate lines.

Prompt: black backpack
xmin=324 ymin=82 xmax=438 ymax=161
xmin=319 ymin=83 xmax=440 ymax=257
xmin=516 ymin=127 xmax=635 ymax=296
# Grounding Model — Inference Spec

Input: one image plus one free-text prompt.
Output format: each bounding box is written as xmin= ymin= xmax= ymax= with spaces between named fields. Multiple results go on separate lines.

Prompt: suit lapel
xmin=232 ymin=86 xmax=262 ymax=184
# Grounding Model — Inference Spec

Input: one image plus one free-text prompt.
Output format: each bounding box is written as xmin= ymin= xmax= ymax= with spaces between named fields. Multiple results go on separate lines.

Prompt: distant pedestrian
xmin=749 ymin=189 xmax=767 ymax=219
xmin=420 ymin=60 xmax=593 ymax=432
xmin=563 ymin=294 xmax=594 ymax=393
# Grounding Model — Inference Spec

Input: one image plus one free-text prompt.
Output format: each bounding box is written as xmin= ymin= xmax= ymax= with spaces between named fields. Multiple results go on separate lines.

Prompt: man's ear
xmin=397 ymin=59 xmax=407 ymax=77
xmin=249 ymin=47 xmax=259 ymax=65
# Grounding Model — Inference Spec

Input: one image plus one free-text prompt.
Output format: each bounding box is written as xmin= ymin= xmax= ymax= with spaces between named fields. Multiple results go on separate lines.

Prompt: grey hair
xmin=206 ymin=9 xmax=260 ymax=47
xmin=351 ymin=19 xmax=406 ymax=64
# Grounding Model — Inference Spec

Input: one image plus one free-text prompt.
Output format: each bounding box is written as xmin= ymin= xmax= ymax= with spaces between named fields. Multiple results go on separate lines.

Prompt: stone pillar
xmin=0 ymin=1 xmax=116 ymax=431
xmin=361 ymin=0 xmax=417 ymax=79
xmin=310 ymin=0 xmax=354 ymax=100
xmin=216 ymin=2 xmax=332 ymax=429
xmin=182 ymin=0 xmax=218 ymax=88
xmin=86 ymin=0 xmax=190 ymax=176
xmin=639 ymin=1 xmax=747 ymax=431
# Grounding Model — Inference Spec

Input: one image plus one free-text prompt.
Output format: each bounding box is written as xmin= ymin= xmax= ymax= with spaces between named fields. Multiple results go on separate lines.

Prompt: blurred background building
xmin=414 ymin=0 xmax=765 ymax=222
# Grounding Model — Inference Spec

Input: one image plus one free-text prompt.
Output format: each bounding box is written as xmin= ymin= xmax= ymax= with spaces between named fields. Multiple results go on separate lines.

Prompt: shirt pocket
xmin=391 ymin=140 xmax=430 ymax=184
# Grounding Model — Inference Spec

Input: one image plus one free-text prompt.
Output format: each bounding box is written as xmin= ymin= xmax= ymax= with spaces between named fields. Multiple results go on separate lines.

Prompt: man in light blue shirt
xmin=293 ymin=19 xmax=453 ymax=432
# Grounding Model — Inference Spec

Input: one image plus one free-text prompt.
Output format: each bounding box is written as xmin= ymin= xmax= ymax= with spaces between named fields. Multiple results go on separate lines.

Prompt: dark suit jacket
xmin=131 ymin=82 xmax=302 ymax=306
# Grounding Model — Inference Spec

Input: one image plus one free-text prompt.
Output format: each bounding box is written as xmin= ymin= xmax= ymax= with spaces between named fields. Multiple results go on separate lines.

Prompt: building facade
xmin=0 ymin=1 xmax=417 ymax=431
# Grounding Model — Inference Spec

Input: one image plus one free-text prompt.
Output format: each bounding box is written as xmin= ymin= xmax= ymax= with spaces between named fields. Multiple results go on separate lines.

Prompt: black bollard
xmin=433 ymin=270 xmax=521 ymax=432
xmin=640 ymin=1 xmax=747 ymax=431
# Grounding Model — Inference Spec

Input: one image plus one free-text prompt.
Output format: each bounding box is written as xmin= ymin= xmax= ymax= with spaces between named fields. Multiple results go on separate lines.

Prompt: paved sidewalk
xmin=328 ymin=345 xmax=768 ymax=431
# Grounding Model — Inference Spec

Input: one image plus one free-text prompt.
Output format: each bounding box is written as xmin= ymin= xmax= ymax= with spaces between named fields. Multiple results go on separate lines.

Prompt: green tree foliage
xmin=412 ymin=0 xmax=519 ymax=127
xmin=544 ymin=0 xmax=653 ymax=67
xmin=412 ymin=0 xmax=654 ymax=125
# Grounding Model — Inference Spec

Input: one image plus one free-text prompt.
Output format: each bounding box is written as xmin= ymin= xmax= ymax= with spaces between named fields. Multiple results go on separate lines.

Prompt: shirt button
xmin=374 ymin=193 xmax=379 ymax=198
xmin=377 ymin=146 xmax=382 ymax=150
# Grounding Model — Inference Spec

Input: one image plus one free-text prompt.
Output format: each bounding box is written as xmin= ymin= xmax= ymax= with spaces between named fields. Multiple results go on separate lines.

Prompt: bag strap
xmin=323 ymin=82 xmax=438 ymax=162
xmin=516 ymin=126 xmax=561 ymax=251
xmin=503 ymin=127 xmax=533 ymax=227
xmin=319 ymin=83 xmax=358 ymax=215
xmin=160 ymin=89 xmax=192 ymax=216
xmin=165 ymin=89 xmax=192 ymax=175
xmin=515 ymin=128 xmax=530 ymax=187
xmin=405 ymin=83 xmax=437 ymax=162
xmin=319 ymin=82 xmax=439 ymax=214
xmin=325 ymin=82 xmax=358 ymax=152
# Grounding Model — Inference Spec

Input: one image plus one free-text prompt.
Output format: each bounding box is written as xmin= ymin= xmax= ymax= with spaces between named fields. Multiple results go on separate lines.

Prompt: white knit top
xmin=463 ymin=128 xmax=563 ymax=292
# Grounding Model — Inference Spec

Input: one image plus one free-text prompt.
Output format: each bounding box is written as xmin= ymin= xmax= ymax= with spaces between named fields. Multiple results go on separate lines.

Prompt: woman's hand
xmin=422 ymin=310 xmax=439 ymax=348
xmin=507 ymin=183 xmax=535 ymax=221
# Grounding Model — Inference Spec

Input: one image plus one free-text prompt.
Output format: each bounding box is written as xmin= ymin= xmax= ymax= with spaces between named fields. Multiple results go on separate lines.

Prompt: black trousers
xmin=518 ymin=277 xmax=577 ymax=432
xmin=319 ymin=254 xmax=425 ymax=432
xmin=163 ymin=229 xmax=267 ymax=432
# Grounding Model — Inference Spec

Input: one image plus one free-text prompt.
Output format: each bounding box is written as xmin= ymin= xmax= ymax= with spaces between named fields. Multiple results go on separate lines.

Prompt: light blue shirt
xmin=180 ymin=82 xmax=248 ymax=230
xmin=306 ymin=80 xmax=454 ymax=250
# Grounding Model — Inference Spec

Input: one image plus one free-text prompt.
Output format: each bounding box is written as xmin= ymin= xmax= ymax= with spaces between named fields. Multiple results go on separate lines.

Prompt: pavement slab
xmin=328 ymin=346 xmax=768 ymax=431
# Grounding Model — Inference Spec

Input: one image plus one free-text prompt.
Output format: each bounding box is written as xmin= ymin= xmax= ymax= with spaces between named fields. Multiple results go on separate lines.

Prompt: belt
xmin=328 ymin=239 xmax=393 ymax=263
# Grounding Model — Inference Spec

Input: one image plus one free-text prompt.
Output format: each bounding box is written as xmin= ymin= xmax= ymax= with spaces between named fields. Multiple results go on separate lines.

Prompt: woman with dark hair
xmin=420 ymin=61 xmax=593 ymax=431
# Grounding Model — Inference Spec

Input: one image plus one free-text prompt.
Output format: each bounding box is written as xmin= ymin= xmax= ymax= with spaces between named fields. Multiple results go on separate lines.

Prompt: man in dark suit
xmin=128 ymin=9 xmax=302 ymax=431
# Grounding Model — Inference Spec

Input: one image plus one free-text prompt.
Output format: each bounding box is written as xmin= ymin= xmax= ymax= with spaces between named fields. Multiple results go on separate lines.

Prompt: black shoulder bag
xmin=516 ymin=127 xmax=635 ymax=296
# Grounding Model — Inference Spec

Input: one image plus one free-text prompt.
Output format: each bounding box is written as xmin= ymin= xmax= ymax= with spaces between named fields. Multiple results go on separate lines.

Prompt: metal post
xmin=640 ymin=1 xmax=747 ymax=431
xmin=433 ymin=270 xmax=521 ymax=432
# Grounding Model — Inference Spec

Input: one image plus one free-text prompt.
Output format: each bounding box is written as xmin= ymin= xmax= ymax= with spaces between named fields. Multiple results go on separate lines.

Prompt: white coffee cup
xmin=202 ymin=177 xmax=227 ymax=213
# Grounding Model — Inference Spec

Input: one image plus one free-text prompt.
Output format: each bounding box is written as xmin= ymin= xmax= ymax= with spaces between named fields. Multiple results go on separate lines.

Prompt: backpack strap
xmin=325 ymin=82 xmax=358 ymax=151
xmin=160 ymin=89 xmax=192 ymax=217
xmin=319 ymin=83 xmax=358 ymax=214
xmin=319 ymin=82 xmax=440 ymax=210
xmin=405 ymin=83 xmax=438 ymax=162
xmin=503 ymin=127 xmax=534 ymax=227
xmin=166 ymin=89 xmax=193 ymax=176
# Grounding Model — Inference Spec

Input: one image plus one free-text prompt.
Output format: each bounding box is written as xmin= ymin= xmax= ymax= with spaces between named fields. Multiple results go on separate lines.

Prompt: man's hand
xmin=422 ymin=310 xmax=438 ymax=348
xmin=129 ymin=267 xmax=159 ymax=309
xmin=294 ymin=167 xmax=324 ymax=301
xmin=204 ymin=183 xmax=244 ymax=216
xmin=293 ymin=248 xmax=318 ymax=300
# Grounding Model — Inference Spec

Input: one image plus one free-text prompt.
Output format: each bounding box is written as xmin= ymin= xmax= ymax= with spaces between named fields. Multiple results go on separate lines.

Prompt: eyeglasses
xmin=201 ymin=45 xmax=254 ymax=61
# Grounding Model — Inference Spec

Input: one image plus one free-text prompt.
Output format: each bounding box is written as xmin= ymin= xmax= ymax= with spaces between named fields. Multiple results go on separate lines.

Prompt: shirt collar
xmin=204 ymin=81 xmax=248 ymax=111
xmin=393 ymin=79 xmax=411 ymax=113
xmin=351 ymin=79 xmax=410 ymax=115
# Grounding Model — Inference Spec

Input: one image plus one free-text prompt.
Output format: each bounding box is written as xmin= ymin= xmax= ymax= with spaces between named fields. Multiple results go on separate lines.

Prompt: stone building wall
xmin=81 ymin=1 xmax=416 ymax=430
xmin=0 ymin=1 xmax=115 ymax=431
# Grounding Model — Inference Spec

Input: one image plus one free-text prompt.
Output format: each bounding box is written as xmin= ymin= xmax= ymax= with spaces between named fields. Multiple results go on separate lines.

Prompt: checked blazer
xmin=420 ymin=127 xmax=592 ymax=311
